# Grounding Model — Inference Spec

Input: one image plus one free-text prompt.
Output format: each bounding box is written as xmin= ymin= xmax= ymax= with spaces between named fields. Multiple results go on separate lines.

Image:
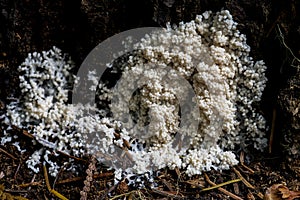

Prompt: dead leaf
xmin=264 ymin=184 xmax=300 ymax=200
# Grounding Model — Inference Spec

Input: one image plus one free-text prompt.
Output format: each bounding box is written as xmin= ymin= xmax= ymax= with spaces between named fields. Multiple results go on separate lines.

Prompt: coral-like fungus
xmin=1 ymin=10 xmax=267 ymax=179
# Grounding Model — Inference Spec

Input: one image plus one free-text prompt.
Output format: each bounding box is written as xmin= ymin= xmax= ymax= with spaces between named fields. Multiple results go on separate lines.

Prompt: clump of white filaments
xmin=1 ymin=47 xmax=128 ymax=176
xmin=0 ymin=10 xmax=268 ymax=178
xmin=99 ymin=10 xmax=268 ymax=176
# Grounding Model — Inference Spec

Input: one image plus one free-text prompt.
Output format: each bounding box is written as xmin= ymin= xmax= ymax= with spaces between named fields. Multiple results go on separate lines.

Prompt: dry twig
xmin=43 ymin=164 xmax=69 ymax=200
xmin=239 ymin=151 xmax=255 ymax=174
xmin=204 ymin=173 xmax=243 ymax=200
xmin=0 ymin=184 xmax=29 ymax=200
xmin=57 ymin=172 xmax=114 ymax=185
xmin=0 ymin=147 xmax=17 ymax=160
xmin=201 ymin=178 xmax=242 ymax=192
xmin=232 ymin=167 xmax=255 ymax=189
xmin=151 ymin=188 xmax=185 ymax=199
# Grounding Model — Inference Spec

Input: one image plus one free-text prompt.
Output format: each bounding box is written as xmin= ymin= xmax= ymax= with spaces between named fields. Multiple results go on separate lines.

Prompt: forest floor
xmin=0 ymin=0 xmax=300 ymax=199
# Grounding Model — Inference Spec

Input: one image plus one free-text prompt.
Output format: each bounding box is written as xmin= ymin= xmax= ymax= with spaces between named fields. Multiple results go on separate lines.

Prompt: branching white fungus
xmin=1 ymin=10 xmax=267 ymax=179
xmin=101 ymin=10 xmax=267 ymax=176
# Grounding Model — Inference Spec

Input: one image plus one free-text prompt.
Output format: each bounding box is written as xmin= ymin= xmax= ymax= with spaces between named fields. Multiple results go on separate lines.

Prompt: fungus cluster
xmin=1 ymin=10 xmax=267 ymax=178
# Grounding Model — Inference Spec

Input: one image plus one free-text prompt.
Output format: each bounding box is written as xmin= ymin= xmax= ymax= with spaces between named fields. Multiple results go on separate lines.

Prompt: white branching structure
xmin=1 ymin=10 xmax=267 ymax=178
